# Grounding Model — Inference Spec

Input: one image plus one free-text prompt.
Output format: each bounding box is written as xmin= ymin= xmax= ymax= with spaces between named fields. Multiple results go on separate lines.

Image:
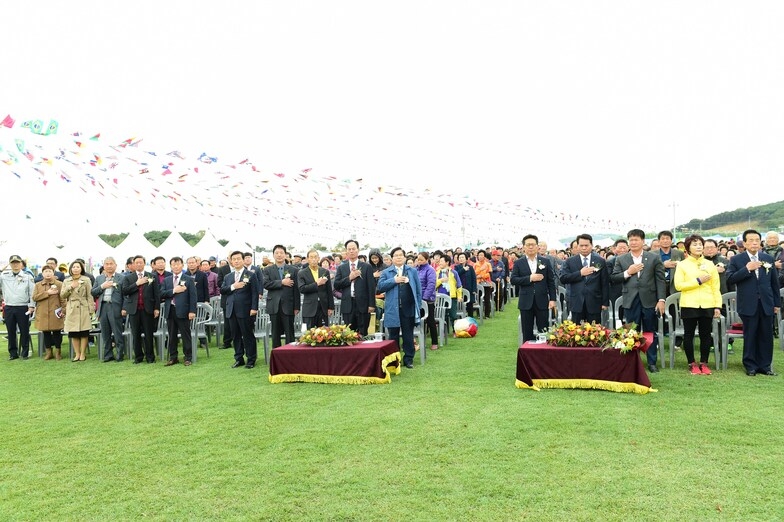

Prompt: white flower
xmin=537 ymin=263 xmax=545 ymax=270
xmin=762 ymin=262 xmax=772 ymax=271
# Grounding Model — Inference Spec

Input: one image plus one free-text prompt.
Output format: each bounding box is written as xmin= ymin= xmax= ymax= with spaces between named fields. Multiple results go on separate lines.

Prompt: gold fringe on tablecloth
xmin=515 ymin=378 xmax=656 ymax=394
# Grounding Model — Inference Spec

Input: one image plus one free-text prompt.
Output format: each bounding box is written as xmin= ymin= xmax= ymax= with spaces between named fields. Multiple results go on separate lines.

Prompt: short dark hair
xmin=126 ymin=257 xmax=134 ymax=267
xmin=522 ymin=234 xmax=538 ymax=245
xmin=627 ymin=229 xmax=645 ymax=240
xmin=613 ymin=238 xmax=629 ymax=247
xmin=243 ymin=252 xmax=253 ymax=259
xmin=704 ymin=239 xmax=718 ymax=247
xmin=170 ymin=256 xmax=183 ymax=264
xmin=272 ymin=245 xmax=287 ymax=254
xmin=41 ymin=265 xmax=54 ymax=273
xmin=658 ymin=230 xmax=674 ymax=240
xmin=441 ymin=254 xmax=452 ymax=264
xmin=418 ymin=251 xmax=430 ymax=262
xmin=230 ymin=250 xmax=243 ymax=259
xmin=390 ymin=246 xmax=405 ymax=258
xmin=344 ymin=239 xmax=359 ymax=249
xmin=133 ymin=255 xmax=145 ymax=263
xmin=46 ymin=257 xmax=58 ymax=265
xmin=456 ymin=252 xmax=467 ymax=262
xmin=683 ymin=234 xmax=705 ymax=253
xmin=576 ymin=233 xmax=593 ymax=245
xmin=743 ymin=229 xmax=761 ymax=242
xmin=151 ymin=256 xmax=165 ymax=265
xmin=69 ymin=260 xmax=86 ymax=276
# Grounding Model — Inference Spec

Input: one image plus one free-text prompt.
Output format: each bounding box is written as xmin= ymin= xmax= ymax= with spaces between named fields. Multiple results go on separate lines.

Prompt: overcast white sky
xmin=3 ymin=1 xmax=784 ymax=247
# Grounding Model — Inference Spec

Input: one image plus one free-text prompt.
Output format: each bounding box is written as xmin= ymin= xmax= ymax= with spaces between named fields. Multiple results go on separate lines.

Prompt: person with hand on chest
xmin=161 ymin=257 xmax=198 ymax=366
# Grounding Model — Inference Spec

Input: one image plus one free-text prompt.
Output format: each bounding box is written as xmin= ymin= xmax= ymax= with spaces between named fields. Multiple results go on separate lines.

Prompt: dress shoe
xmin=404 ymin=362 xmax=414 ymax=369
xmin=761 ymin=369 xmax=778 ymax=376
xmin=21 ymin=355 xmax=30 ymax=360
xmin=746 ymin=370 xmax=757 ymax=376
xmin=8 ymin=355 xmax=19 ymax=361
xmin=648 ymin=364 xmax=659 ymax=373
xmin=232 ymin=360 xmax=245 ymax=368
xmin=165 ymin=359 xmax=179 ymax=367
xmin=103 ymin=357 xmax=115 ymax=363
xmin=116 ymin=358 xmax=124 ymax=362
xmin=245 ymin=364 xmax=255 ymax=369
xmin=146 ymin=359 xmax=156 ymax=364
xmin=184 ymin=360 xmax=192 ymax=366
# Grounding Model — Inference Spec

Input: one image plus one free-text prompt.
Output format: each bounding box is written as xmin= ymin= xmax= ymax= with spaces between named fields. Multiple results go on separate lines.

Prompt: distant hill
xmin=679 ymin=201 xmax=784 ymax=235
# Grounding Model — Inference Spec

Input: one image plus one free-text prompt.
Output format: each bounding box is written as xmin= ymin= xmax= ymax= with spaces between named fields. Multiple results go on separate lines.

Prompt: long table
xmin=515 ymin=334 xmax=656 ymax=394
xmin=268 ymin=339 xmax=401 ymax=384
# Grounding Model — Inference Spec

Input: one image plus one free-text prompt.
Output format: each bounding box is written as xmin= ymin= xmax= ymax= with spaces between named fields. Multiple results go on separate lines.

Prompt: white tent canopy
xmin=157 ymin=231 xmax=194 ymax=262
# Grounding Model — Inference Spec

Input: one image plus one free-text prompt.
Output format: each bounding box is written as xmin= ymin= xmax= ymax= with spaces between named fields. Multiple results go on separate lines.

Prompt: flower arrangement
xmin=545 ymin=320 xmax=648 ymax=353
xmin=546 ymin=320 xmax=610 ymax=347
xmin=761 ymin=261 xmax=772 ymax=272
xmin=299 ymin=324 xmax=362 ymax=347
xmin=605 ymin=323 xmax=648 ymax=353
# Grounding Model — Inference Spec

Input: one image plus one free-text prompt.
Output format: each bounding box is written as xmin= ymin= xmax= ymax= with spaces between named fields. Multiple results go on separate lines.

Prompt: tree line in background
xmin=680 ymin=200 xmax=784 ymax=234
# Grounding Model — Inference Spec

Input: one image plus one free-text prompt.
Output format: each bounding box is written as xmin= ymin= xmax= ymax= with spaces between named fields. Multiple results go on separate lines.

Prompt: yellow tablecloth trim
xmin=269 ymin=352 xmax=401 ymax=384
xmin=515 ymin=378 xmax=657 ymax=394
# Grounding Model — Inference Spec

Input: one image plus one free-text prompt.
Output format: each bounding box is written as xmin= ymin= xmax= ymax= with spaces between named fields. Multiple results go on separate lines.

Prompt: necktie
xmin=173 ymin=274 xmax=179 ymax=306
xmin=582 ymin=257 xmax=588 ymax=268
xmin=279 ymin=266 xmax=284 ymax=279
xmin=350 ymin=262 xmax=356 ymax=297
xmin=751 ymin=255 xmax=759 ymax=278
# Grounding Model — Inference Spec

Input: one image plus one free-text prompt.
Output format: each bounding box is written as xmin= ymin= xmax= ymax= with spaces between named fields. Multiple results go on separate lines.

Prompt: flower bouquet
xmin=299 ymin=324 xmax=362 ymax=347
xmin=546 ymin=320 xmax=610 ymax=347
xmin=605 ymin=323 xmax=648 ymax=353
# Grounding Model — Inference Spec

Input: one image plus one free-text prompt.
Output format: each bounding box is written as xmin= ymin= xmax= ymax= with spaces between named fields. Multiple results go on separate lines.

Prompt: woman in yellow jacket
xmin=436 ymin=255 xmax=462 ymax=335
xmin=674 ymin=234 xmax=722 ymax=375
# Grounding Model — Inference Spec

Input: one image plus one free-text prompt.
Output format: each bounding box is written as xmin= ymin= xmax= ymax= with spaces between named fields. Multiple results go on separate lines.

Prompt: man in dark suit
xmin=558 ymin=234 xmax=610 ymax=324
xmin=34 ymin=257 xmax=66 ymax=282
xmin=243 ymin=252 xmax=264 ymax=296
xmin=607 ymin=238 xmax=629 ymax=325
xmin=121 ymin=255 xmax=161 ymax=364
xmin=510 ymin=234 xmax=557 ymax=343
xmin=91 ymin=257 xmax=126 ymax=362
xmin=217 ymin=258 xmax=233 ymax=349
xmin=161 ymin=257 xmax=198 ymax=366
xmin=298 ymin=249 xmax=335 ymax=329
xmin=333 ymin=239 xmax=376 ymax=336
xmin=726 ymin=229 xmax=781 ymax=376
xmin=220 ymin=250 xmax=260 ymax=369
xmin=611 ymin=229 xmax=666 ymax=373
xmin=185 ymin=256 xmax=209 ymax=304
xmin=655 ymin=230 xmax=685 ymax=296
xmin=263 ymin=245 xmax=300 ymax=347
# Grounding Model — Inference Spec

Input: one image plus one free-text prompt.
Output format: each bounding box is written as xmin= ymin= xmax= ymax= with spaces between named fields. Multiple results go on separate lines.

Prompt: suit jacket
xmin=510 ymin=256 xmax=557 ymax=311
xmin=610 ymin=251 xmax=666 ymax=309
xmin=91 ymin=272 xmax=125 ymax=317
xmin=558 ymin=253 xmax=610 ymax=314
xmin=122 ymin=271 xmax=161 ymax=315
xmin=220 ymin=268 xmax=260 ymax=318
xmin=726 ymin=251 xmax=781 ymax=316
xmin=263 ymin=264 xmax=301 ymax=315
xmin=297 ymin=266 xmax=335 ymax=318
xmin=245 ymin=264 xmax=264 ymax=292
xmin=160 ymin=273 xmax=198 ymax=319
xmin=655 ymin=247 xmax=685 ymax=283
xmin=607 ymin=256 xmax=623 ymax=305
xmin=333 ymin=260 xmax=376 ymax=313
xmin=186 ymin=269 xmax=209 ymax=303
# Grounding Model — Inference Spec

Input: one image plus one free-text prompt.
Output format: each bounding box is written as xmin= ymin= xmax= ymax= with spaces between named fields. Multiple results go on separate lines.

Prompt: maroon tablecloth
xmin=268 ymin=340 xmax=401 ymax=384
xmin=516 ymin=334 xmax=654 ymax=394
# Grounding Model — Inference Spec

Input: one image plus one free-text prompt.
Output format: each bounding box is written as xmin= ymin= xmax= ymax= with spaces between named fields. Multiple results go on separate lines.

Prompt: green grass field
xmin=1 ymin=309 xmax=783 ymax=521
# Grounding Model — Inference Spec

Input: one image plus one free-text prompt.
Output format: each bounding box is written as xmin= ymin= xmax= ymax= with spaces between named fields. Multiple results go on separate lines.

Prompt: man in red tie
xmin=161 ymin=257 xmax=197 ymax=366
xmin=333 ymin=239 xmax=376 ymax=336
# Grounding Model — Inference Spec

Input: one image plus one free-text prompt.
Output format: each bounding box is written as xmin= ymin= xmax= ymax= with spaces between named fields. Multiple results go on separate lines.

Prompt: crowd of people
xmin=2 ymin=229 xmax=782 ymax=375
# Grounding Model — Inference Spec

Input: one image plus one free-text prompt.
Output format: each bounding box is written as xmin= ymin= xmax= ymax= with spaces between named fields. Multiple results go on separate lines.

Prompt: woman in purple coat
xmin=416 ymin=251 xmax=439 ymax=351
